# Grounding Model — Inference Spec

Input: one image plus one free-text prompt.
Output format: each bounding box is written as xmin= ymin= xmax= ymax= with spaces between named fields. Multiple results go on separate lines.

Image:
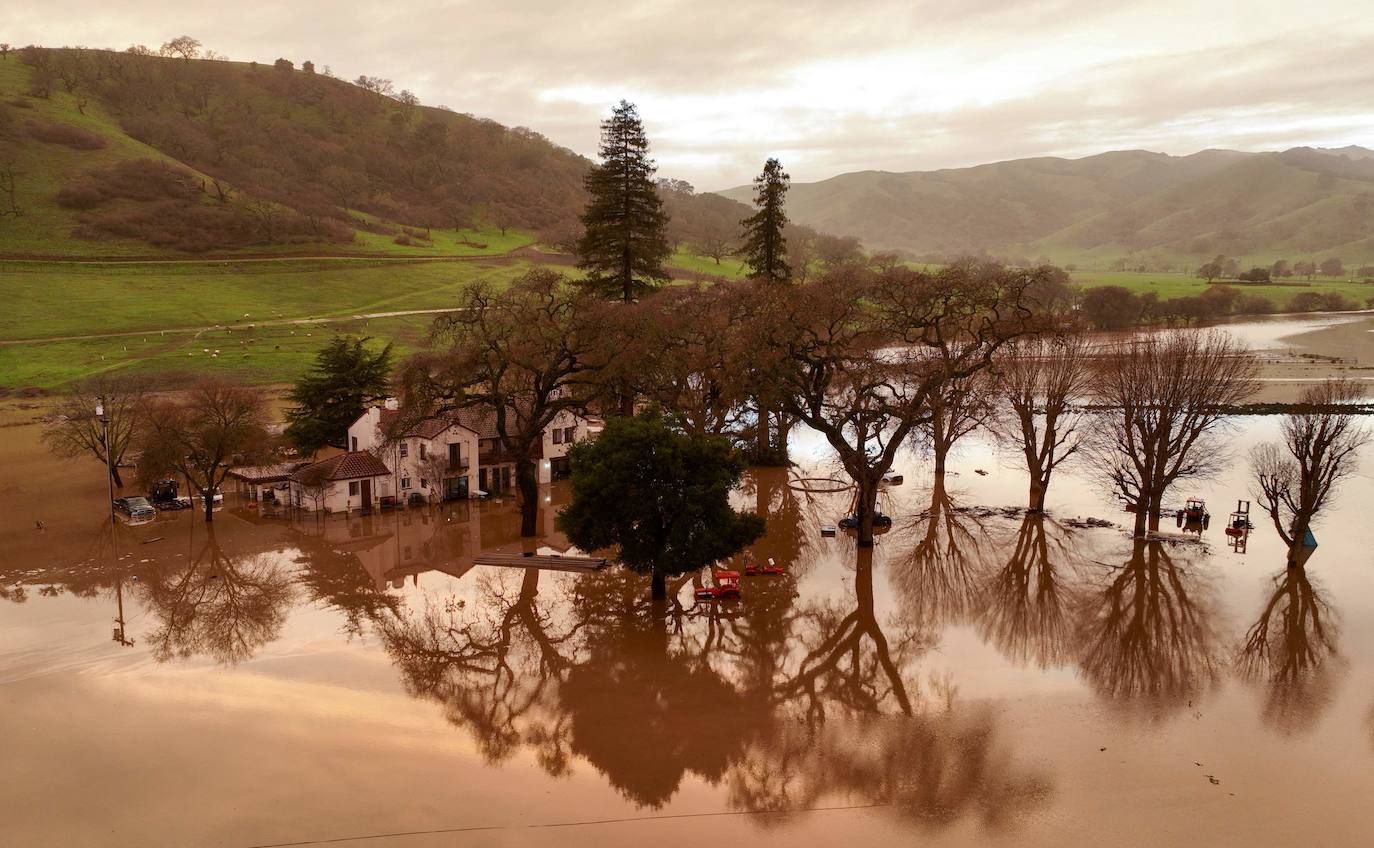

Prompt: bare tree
xmin=137 ymin=380 xmax=272 ymax=521
xmin=294 ymin=463 xmax=333 ymax=515
xmin=159 ymin=36 xmax=202 ymax=61
xmin=1250 ymin=379 xmax=1368 ymax=553
xmin=1089 ymin=330 xmax=1258 ymax=537
xmin=398 ymin=269 xmax=600 ymax=536
xmin=921 ymin=370 xmax=994 ymax=479
xmin=992 ymin=335 xmax=1092 ymax=511
xmin=42 ymin=375 xmax=150 ymax=488
xmin=753 ymin=264 xmax=1045 ymax=545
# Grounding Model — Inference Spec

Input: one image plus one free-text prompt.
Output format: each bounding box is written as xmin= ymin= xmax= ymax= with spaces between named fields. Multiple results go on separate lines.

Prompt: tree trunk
xmin=203 ymin=489 xmax=215 ymax=522
xmin=516 ymin=458 xmax=539 ymax=537
xmin=110 ymin=465 xmax=124 ymax=488
xmin=650 ymin=569 xmax=667 ymax=601
xmin=855 ymin=476 xmax=879 ymax=547
xmin=755 ymin=404 xmax=771 ymax=463
xmin=1131 ymin=502 xmax=1148 ymax=538
xmin=1028 ymin=475 xmax=1047 ymax=512
xmin=619 ymin=393 xmax=634 ymax=417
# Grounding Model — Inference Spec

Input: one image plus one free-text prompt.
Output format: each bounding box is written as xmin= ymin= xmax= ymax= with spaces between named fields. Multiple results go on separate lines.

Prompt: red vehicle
xmin=695 ymin=570 xmax=742 ymax=600
xmin=744 ymin=555 xmax=787 ymax=576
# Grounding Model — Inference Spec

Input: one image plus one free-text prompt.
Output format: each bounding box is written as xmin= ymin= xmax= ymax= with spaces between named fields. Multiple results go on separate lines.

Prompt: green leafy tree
xmin=558 ymin=410 xmax=765 ymax=601
xmin=285 ymin=336 xmax=393 ymax=453
xmin=740 ymin=157 xmax=790 ymax=284
xmin=576 ymin=100 xmax=672 ymax=303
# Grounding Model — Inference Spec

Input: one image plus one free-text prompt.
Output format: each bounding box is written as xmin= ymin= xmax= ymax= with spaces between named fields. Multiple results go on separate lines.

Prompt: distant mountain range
xmin=721 ymin=146 xmax=1374 ymax=265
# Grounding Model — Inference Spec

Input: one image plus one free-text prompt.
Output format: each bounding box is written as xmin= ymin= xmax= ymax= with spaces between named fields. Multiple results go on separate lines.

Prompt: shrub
xmin=1079 ymin=285 xmax=1142 ymax=330
xmin=27 ymin=120 xmax=106 ymax=149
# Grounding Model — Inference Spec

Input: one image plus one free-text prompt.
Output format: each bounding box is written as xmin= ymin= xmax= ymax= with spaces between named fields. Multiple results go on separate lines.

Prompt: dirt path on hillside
xmin=0 ymin=244 xmax=564 ymax=265
xmin=0 ymin=306 xmax=468 ymax=346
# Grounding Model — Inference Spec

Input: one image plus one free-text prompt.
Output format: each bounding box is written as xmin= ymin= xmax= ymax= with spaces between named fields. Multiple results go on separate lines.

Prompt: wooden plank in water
xmin=473 ymin=553 xmax=608 ymax=572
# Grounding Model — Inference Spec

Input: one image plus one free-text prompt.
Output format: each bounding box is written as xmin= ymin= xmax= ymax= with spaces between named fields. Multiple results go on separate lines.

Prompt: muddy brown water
xmin=4 ymin=320 xmax=1374 ymax=847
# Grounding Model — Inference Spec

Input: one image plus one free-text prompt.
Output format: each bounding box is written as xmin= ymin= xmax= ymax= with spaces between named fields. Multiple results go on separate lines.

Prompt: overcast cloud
xmin=4 ymin=0 xmax=1371 ymax=189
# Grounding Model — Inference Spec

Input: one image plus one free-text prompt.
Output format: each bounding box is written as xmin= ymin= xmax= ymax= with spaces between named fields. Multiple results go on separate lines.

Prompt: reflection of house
xmin=348 ymin=399 xmax=592 ymax=501
xmin=289 ymin=451 xmax=393 ymax=513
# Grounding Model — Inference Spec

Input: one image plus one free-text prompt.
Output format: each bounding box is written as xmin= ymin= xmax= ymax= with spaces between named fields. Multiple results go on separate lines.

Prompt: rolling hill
xmin=0 ymin=46 xmax=753 ymax=259
xmin=722 ymin=146 xmax=1374 ymax=267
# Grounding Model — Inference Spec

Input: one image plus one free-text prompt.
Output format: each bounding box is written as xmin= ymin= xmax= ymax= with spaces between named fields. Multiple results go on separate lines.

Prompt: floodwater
xmin=4 ymin=320 xmax=1374 ymax=847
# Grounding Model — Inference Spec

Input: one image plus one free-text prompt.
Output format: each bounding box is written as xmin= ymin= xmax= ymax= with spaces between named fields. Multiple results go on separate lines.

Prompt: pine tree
xmin=285 ymin=336 xmax=393 ymax=453
xmin=740 ymin=157 xmax=790 ymax=284
xmin=576 ymin=100 xmax=672 ymax=303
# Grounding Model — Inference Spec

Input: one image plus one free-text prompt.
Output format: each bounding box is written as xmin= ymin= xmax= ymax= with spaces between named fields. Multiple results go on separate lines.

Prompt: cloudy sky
xmin=5 ymin=0 xmax=1373 ymax=189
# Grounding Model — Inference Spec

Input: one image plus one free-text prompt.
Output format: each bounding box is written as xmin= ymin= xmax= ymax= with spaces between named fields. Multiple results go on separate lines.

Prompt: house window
xmin=564 ymin=426 xmax=576 ymax=443
xmin=351 ymin=436 xmax=358 ymax=452
xmin=552 ymin=429 xmax=563 ymax=445
xmin=401 ymin=476 xmax=411 ymax=489
xmin=419 ymin=443 xmax=427 ymax=459
xmin=348 ymin=481 xmax=359 ymax=496
xmin=420 ymin=478 xmax=428 ymax=489
xmin=400 ymin=442 xmax=408 ymax=457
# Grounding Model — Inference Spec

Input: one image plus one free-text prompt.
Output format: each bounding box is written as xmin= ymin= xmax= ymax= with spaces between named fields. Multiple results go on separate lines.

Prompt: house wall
xmin=540 ymin=410 xmax=591 ymax=483
xmin=291 ymin=476 xmax=387 ymax=513
xmin=363 ymin=424 xmax=480 ymax=503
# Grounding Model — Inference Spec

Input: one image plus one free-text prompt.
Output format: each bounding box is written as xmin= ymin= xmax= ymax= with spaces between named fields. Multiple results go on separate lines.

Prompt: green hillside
xmin=724 ymin=147 xmax=1374 ymax=269
xmin=0 ymin=47 xmax=758 ymax=260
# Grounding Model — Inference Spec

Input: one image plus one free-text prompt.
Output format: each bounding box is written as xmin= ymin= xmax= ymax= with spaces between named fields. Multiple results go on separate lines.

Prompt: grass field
xmin=0 ymin=246 xmax=753 ymax=389
xmin=1 ymin=313 xmax=437 ymax=388
xmin=1070 ymin=269 xmax=1374 ymax=308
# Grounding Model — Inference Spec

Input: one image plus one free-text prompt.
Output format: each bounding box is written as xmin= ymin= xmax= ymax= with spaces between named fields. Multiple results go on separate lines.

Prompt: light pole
xmin=97 ymin=395 xmax=116 ymax=524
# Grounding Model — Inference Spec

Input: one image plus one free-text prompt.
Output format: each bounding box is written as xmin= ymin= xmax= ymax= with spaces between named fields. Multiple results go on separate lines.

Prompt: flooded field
xmin=4 ymin=319 xmax=1374 ymax=847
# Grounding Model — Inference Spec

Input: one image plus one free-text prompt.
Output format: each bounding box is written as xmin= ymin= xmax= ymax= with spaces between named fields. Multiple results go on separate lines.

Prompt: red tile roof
xmin=293 ymin=451 xmax=391 ymax=482
xmin=378 ymin=408 xmax=483 ymax=440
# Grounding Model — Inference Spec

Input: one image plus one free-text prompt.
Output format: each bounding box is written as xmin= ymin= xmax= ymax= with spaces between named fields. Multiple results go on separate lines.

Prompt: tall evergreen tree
xmin=576 ymin=100 xmax=672 ymax=303
xmin=740 ymin=157 xmax=790 ymax=284
xmin=285 ymin=336 xmax=393 ymax=453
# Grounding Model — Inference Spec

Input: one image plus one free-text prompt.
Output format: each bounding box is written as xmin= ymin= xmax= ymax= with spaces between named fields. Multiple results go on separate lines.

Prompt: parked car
xmin=113 ymin=496 xmax=157 ymax=523
xmin=176 ymin=488 xmax=225 ymax=510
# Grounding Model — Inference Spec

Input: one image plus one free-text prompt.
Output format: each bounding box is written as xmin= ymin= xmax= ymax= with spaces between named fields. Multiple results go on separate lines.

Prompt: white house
xmin=349 ymin=400 xmax=481 ymax=504
xmin=288 ymin=451 xmax=393 ymax=513
xmin=347 ymin=400 xmax=594 ymax=501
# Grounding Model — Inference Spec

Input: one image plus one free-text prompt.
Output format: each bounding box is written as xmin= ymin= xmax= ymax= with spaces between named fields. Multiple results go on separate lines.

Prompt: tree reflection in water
xmin=363 ymin=535 xmax=1051 ymax=828
xmin=1236 ymin=546 xmax=1343 ymax=735
xmin=1073 ymin=540 xmax=1221 ymax=713
xmin=890 ymin=478 xmax=991 ymax=629
xmin=377 ymin=568 xmax=582 ymax=775
xmin=140 ymin=526 xmax=295 ymax=664
xmin=977 ymin=514 xmax=1082 ymax=669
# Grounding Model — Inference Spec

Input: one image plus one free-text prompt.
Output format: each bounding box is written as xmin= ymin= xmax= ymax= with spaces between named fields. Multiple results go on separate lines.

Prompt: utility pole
xmin=97 ymin=395 xmax=116 ymax=524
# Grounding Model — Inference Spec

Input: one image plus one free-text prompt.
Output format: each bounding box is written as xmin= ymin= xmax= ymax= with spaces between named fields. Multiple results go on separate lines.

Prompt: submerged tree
xmin=284 ymin=335 xmax=393 ymax=454
xmin=1250 ymin=379 xmax=1368 ymax=554
xmin=42 ymin=374 xmax=150 ymax=488
xmin=398 ymin=269 xmax=599 ymax=537
xmin=558 ymin=410 xmax=765 ymax=601
xmin=992 ymin=335 xmax=1092 ymax=511
xmin=1089 ymin=330 xmax=1257 ymax=537
xmin=576 ymin=100 xmax=671 ymax=304
xmin=921 ymin=370 xmax=994 ymax=479
xmin=752 ymin=264 xmax=1045 ymax=545
xmin=137 ymin=380 xmax=272 ymax=521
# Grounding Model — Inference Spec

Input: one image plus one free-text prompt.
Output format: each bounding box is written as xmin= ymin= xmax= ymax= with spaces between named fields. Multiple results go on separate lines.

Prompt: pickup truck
xmin=113 ymin=496 xmax=157 ymax=523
